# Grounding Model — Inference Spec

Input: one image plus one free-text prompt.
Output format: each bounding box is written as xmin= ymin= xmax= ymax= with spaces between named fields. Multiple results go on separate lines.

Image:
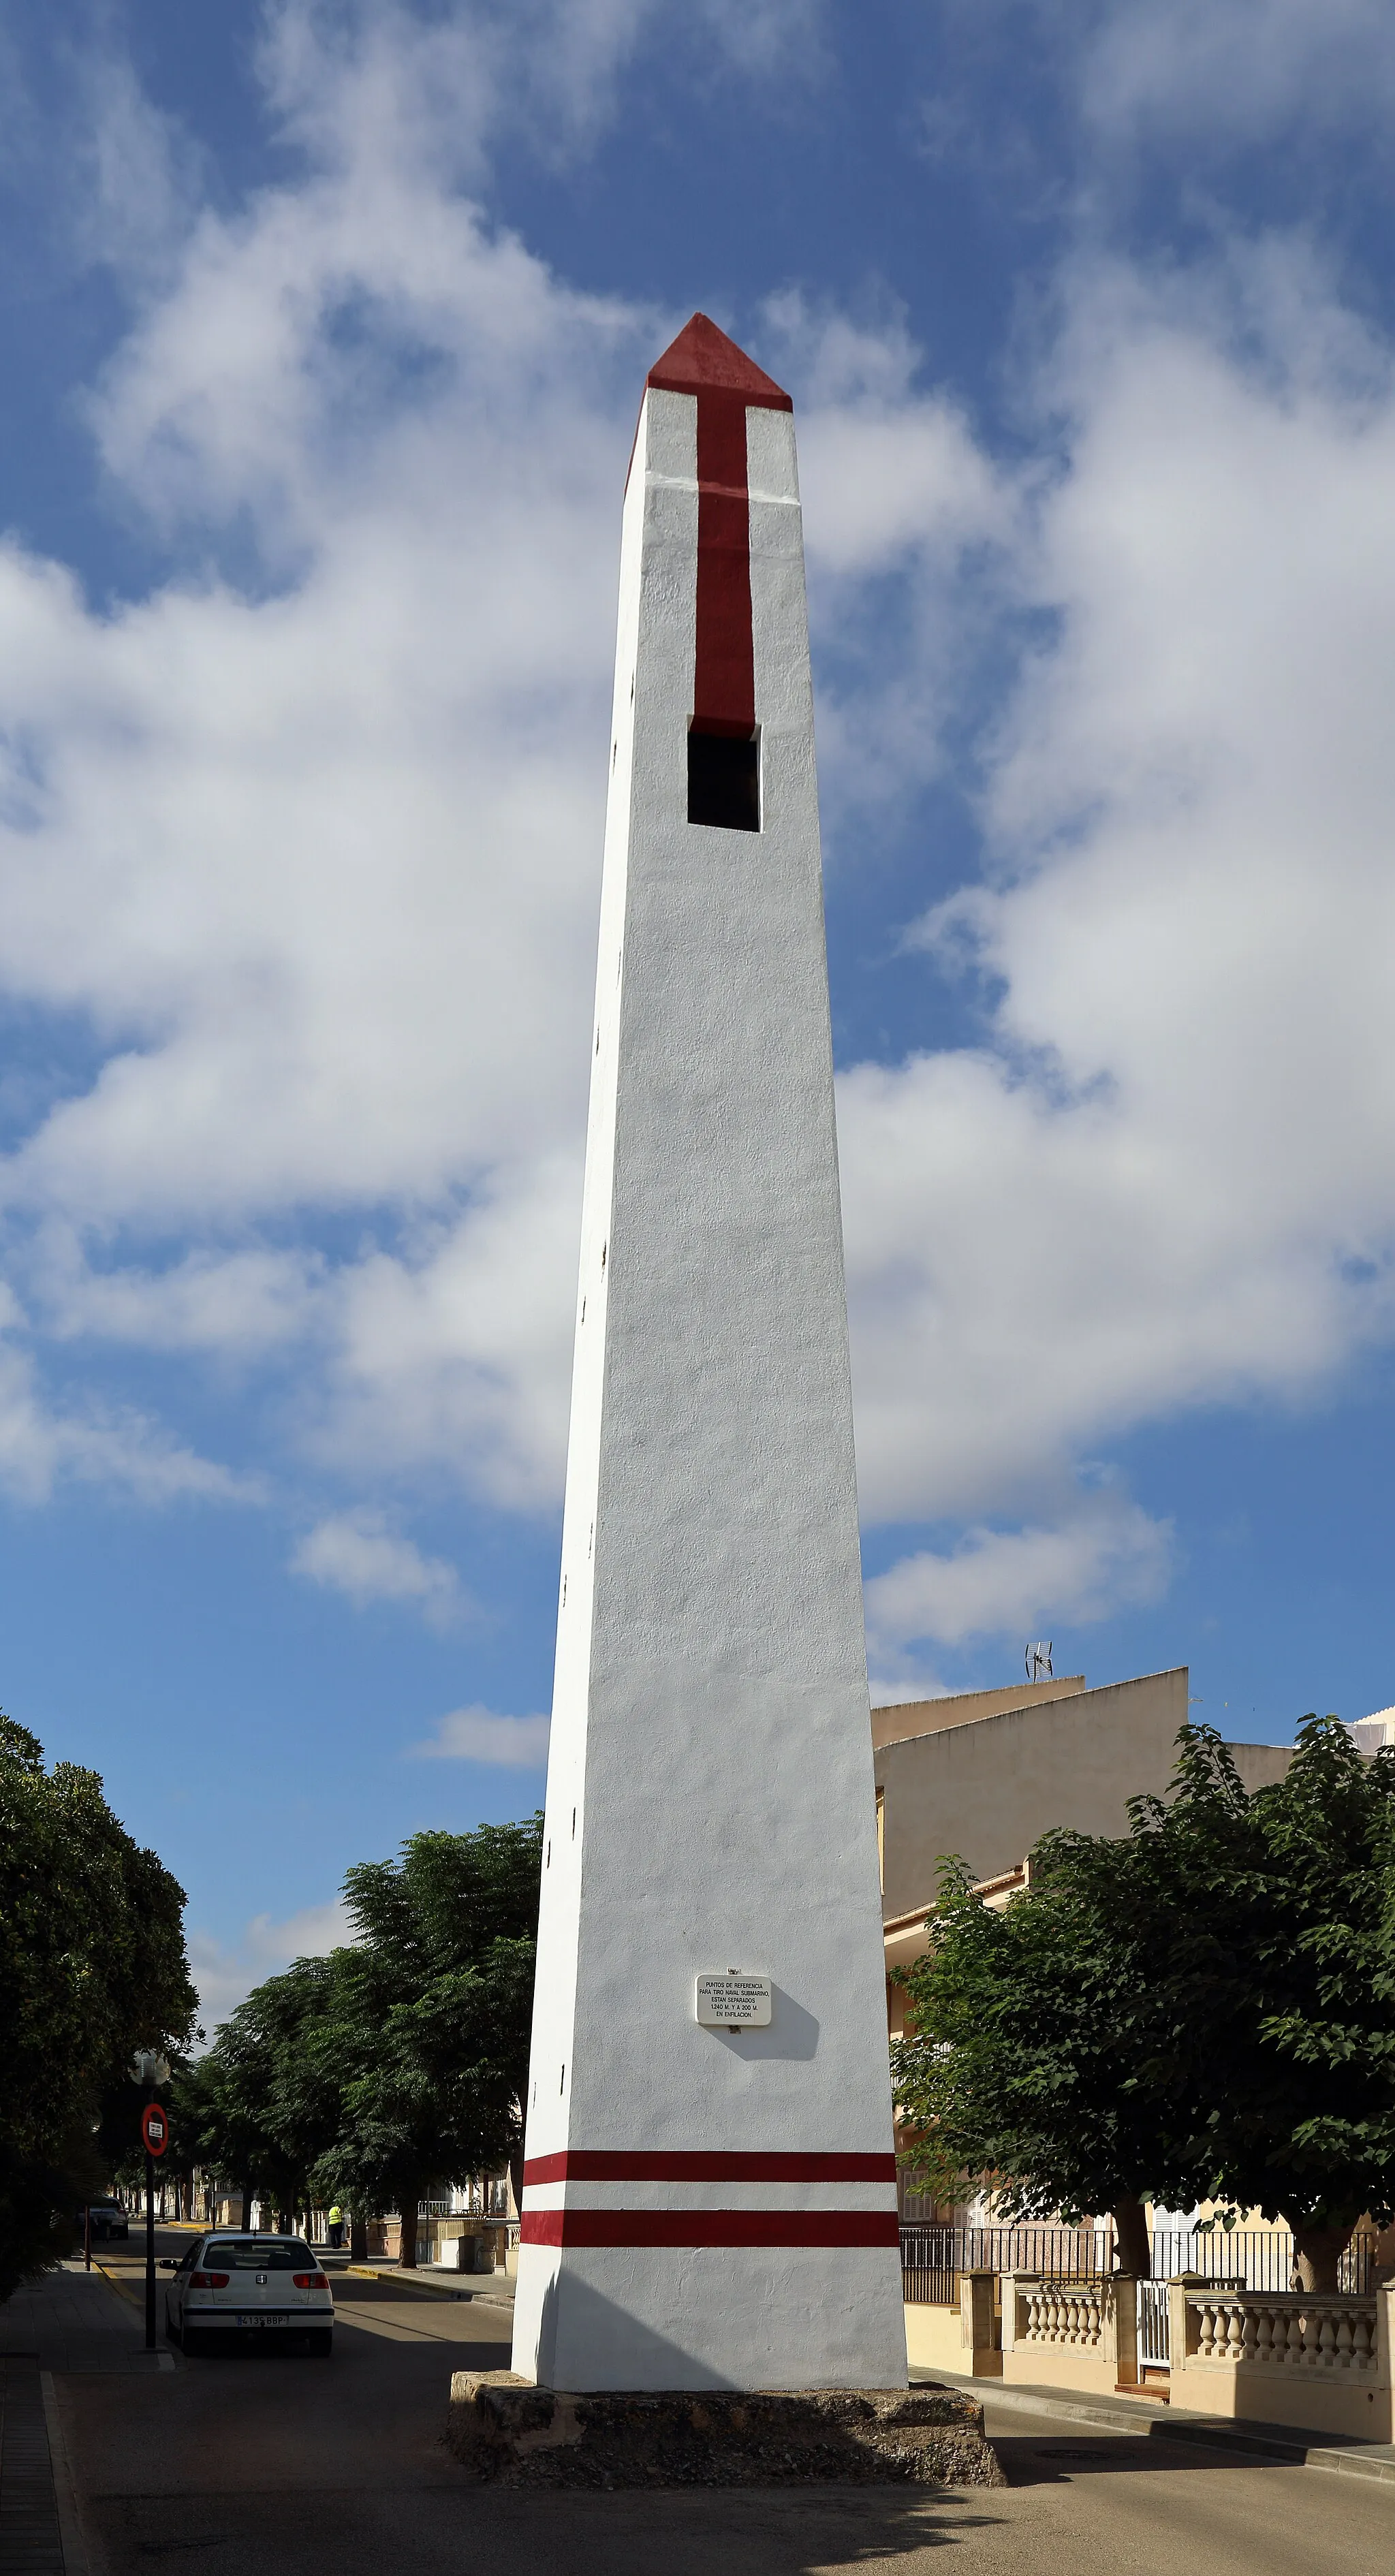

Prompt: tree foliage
xmin=894 ymin=1719 xmax=1395 ymax=2287
xmin=182 ymin=1816 xmax=542 ymax=2261
xmin=0 ymin=1713 xmax=198 ymax=2298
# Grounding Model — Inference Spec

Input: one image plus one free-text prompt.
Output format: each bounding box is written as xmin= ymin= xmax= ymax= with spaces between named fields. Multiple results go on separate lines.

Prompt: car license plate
xmin=238 ymin=2314 xmax=289 ymax=2326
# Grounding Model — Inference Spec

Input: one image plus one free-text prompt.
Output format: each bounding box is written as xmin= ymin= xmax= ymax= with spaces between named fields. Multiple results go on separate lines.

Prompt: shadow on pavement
xmin=991 ymin=2429 xmax=1287 ymax=2485
xmin=87 ymin=2485 xmax=1010 ymax=2576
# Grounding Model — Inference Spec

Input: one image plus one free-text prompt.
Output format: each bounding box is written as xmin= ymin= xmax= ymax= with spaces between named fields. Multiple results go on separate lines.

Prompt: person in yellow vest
xmin=328 ymin=2204 xmax=344 ymax=2251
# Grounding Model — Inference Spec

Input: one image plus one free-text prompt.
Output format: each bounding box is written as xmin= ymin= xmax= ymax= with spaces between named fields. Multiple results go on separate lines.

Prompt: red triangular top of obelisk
xmin=647 ymin=313 xmax=792 ymax=411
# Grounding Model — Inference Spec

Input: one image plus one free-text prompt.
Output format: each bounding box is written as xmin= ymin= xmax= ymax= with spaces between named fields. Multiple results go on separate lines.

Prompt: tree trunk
xmin=1288 ymin=2220 xmax=1352 ymax=2293
xmin=398 ymin=2187 xmax=420 ymax=2269
xmin=350 ymin=2210 xmax=369 ymax=2263
xmin=508 ymin=2143 xmax=525 ymax=2220
xmin=239 ymin=2178 xmax=254 ymax=2231
xmin=1112 ymin=2194 xmax=1151 ymax=2278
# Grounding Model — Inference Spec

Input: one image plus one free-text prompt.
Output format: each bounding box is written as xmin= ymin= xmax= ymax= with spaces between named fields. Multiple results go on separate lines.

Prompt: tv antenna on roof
xmin=1026 ymin=1641 xmax=1053 ymax=1682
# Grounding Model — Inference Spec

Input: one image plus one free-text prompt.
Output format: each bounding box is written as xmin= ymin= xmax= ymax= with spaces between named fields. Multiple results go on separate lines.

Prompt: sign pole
xmin=84 ymin=2201 xmax=91 ymax=2272
xmin=138 ymin=2096 xmax=169 ymax=2352
xmin=144 ymin=2142 xmax=156 ymax=2349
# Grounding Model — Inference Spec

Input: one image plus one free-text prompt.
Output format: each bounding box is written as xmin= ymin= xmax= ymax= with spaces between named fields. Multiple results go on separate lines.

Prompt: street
xmin=4 ymin=2230 xmax=1393 ymax=2576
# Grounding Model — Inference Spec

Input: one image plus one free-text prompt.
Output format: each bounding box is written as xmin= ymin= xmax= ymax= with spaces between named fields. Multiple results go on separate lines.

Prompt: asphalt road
xmin=42 ymin=2231 xmax=1395 ymax=2576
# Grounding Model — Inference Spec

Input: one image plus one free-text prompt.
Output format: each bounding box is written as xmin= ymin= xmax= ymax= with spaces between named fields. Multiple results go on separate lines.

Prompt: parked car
xmin=76 ymin=2201 xmax=129 ymax=2242
xmin=161 ymin=2234 xmax=334 ymax=2357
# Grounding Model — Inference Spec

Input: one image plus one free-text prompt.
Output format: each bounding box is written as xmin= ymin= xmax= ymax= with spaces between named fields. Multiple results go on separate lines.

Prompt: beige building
xmin=877 ymin=1666 xmax=1293 ymax=2017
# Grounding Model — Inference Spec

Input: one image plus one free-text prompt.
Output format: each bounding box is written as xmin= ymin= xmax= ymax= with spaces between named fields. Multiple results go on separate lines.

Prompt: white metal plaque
xmin=695 ymin=1972 xmax=772 ymax=2027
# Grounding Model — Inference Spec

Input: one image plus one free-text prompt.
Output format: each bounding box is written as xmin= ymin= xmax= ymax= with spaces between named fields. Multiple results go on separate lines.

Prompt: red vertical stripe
xmin=693 ymin=389 xmax=755 ymax=739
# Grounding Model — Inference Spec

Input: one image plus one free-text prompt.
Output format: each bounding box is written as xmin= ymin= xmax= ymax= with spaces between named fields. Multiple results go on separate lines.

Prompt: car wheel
xmin=163 ymin=2303 xmax=181 ymax=2349
xmin=181 ymin=2329 xmax=205 ymax=2358
xmin=307 ymin=2331 xmax=333 ymax=2358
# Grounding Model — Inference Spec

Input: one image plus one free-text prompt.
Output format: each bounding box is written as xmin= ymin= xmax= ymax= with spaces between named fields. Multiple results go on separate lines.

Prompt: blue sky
xmin=5 ymin=0 xmax=1395 ymax=2020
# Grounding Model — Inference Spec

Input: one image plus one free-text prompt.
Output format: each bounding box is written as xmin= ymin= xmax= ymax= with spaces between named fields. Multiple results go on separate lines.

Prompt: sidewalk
xmin=1 ymin=2263 xmax=165 ymax=2576
xmin=0 ymin=2263 xmax=164 ymax=2377
xmin=918 ymin=2363 xmax=1395 ymax=2487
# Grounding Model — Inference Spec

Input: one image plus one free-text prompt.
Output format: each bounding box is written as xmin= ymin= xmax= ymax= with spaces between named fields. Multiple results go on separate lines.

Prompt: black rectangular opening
xmin=688 ymin=727 xmax=760 ymax=832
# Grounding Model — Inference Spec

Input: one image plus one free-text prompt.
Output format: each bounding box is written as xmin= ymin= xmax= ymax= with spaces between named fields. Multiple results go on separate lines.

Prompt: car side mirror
xmin=160 ymin=2258 xmax=177 ymax=2270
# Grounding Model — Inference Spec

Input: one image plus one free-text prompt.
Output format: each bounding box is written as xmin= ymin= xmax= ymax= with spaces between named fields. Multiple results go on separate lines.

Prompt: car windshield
xmin=204 ymin=2240 xmax=313 ymax=2272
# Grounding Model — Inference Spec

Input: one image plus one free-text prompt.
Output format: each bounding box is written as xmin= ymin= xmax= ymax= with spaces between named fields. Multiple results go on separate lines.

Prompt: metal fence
xmin=900 ymin=2222 xmax=1377 ymax=2303
xmin=900 ymin=2225 xmax=1109 ymax=2298
xmin=1138 ymin=2278 xmax=1170 ymax=2365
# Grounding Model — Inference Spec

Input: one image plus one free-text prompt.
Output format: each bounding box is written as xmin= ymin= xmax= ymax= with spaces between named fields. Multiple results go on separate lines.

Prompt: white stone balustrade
xmin=999 ymin=2274 xmax=1136 ymax=2391
xmin=1020 ymin=2281 xmax=1112 ymax=2351
xmin=1185 ymin=2292 xmax=1378 ymax=2374
xmin=1168 ymin=2279 xmax=1394 ymax=2438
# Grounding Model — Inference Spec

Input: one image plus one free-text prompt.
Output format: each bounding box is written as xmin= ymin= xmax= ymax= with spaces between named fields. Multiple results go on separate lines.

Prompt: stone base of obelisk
xmin=445 ymin=2372 xmax=1005 ymax=2488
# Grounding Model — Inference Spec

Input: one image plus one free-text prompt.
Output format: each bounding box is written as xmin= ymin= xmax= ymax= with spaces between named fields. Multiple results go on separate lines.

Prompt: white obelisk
xmin=512 ymin=315 xmax=906 ymax=2393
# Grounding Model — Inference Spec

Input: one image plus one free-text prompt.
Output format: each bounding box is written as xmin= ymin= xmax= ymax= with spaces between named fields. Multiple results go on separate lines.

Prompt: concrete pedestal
xmin=448 ymin=2370 xmax=1005 ymax=2487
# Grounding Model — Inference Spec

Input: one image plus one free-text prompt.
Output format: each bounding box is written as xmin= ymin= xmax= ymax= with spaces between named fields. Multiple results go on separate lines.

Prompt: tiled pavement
xmin=1 ymin=2260 xmax=164 ymax=2576
xmin=0 ymin=2362 xmax=63 ymax=2576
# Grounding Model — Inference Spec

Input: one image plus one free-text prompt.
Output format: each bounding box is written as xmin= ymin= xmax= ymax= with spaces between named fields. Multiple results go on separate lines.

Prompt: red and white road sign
xmin=140 ymin=2102 xmax=168 ymax=2158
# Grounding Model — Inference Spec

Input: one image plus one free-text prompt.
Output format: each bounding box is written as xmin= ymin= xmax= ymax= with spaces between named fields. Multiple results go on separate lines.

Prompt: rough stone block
xmin=446 ymin=2370 xmax=1006 ymax=2488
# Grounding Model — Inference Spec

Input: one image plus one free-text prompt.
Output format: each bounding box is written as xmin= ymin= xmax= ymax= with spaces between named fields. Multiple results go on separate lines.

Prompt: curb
xmin=918 ymin=2368 xmax=1395 ymax=2486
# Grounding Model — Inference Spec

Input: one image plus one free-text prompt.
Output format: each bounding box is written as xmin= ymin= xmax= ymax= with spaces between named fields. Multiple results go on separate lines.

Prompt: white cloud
xmin=189 ymin=1894 xmax=352 ymax=2032
xmin=5 ymin=2 xmax=1395 ymax=1603
xmin=1079 ymin=0 xmax=1395 ymax=146
xmin=313 ymin=1155 xmax=581 ymax=1505
xmin=0 ymin=5 xmax=646 ymax=1507
xmin=864 ymin=1501 xmax=1173 ymax=1671
xmin=291 ymin=1507 xmax=462 ymax=1619
xmin=39 ymin=1236 xmax=321 ymax=1357
xmin=938 ymin=1 xmax=1395 ymax=157
xmin=0 ymin=1313 xmax=255 ymax=1506
xmin=838 ymin=244 xmax=1395 ymax=1533
xmin=410 ymin=1702 xmax=551 ymax=1766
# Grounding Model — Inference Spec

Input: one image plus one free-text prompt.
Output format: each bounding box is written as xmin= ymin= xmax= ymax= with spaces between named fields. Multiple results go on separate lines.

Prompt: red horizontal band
xmin=520 ymin=2210 xmax=901 ymax=2249
xmin=523 ymin=2151 xmax=897 ymax=2187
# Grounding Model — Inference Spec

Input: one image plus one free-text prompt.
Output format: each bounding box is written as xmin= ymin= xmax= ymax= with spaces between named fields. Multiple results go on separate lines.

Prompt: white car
xmin=163 ymin=2233 xmax=334 ymax=2357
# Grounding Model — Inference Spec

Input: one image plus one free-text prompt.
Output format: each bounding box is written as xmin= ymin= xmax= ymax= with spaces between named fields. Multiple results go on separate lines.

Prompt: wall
xmin=873 ymin=1677 xmax=1085 ymax=1753
xmin=1168 ymin=2282 xmax=1393 ymax=2441
xmin=877 ymin=1667 xmax=1294 ymax=1916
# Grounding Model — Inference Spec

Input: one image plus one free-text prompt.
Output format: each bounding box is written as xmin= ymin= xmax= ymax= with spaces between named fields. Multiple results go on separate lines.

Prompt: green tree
xmin=174 ymin=1957 xmax=344 ymax=2232
xmin=0 ymin=1714 xmax=198 ymax=2298
xmin=181 ymin=1815 xmax=543 ymax=2264
xmin=895 ymin=1719 xmax=1395 ymax=2287
xmin=315 ymin=1819 xmax=542 ymax=2265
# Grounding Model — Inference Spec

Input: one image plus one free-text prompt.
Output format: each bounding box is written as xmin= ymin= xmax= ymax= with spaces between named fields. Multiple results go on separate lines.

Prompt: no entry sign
xmin=140 ymin=2102 xmax=168 ymax=2158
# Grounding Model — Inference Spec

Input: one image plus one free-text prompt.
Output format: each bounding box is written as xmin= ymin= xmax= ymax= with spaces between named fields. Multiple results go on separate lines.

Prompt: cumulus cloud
xmin=0 ymin=3 xmax=644 ymax=1509
xmin=0 ymin=6 xmax=1019 ymax=1518
xmin=0 ymin=1302 xmax=256 ymax=1505
xmin=839 ymin=242 xmax=1395 ymax=1569
xmin=864 ymin=1500 xmax=1173 ymax=1675
xmin=410 ymin=1703 xmax=551 ymax=1765
xmin=4 ymin=0 xmax=1395 ymax=1656
xmin=189 ymin=1894 xmax=352 ymax=2032
xmin=1078 ymin=0 xmax=1395 ymax=146
xmin=291 ymin=1508 xmax=463 ymax=1619
xmin=932 ymin=0 xmax=1395 ymax=159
